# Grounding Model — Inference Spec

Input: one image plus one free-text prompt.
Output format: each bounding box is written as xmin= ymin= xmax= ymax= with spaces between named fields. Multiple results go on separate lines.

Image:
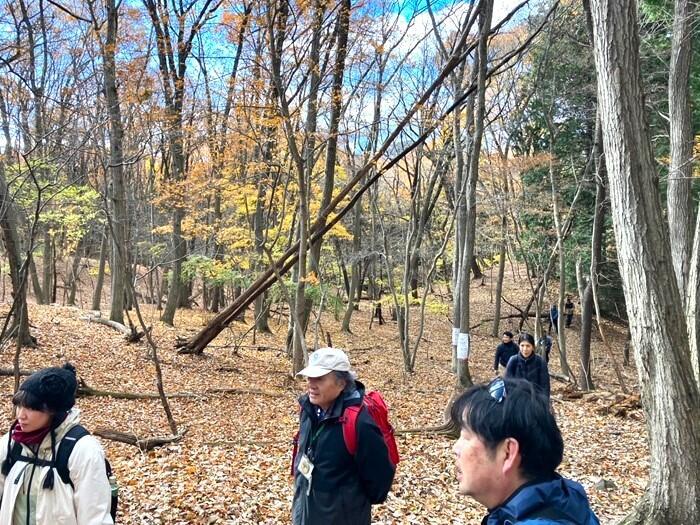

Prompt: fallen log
xmin=395 ymin=421 xmax=459 ymax=438
xmin=76 ymin=380 xmax=283 ymax=400
xmin=93 ymin=428 xmax=186 ymax=451
xmin=80 ymin=315 xmax=150 ymax=343
xmin=0 ymin=368 xmax=33 ymax=377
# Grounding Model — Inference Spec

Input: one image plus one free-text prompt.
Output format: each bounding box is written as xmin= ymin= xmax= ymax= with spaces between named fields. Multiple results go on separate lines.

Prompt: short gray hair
xmin=333 ymin=370 xmax=356 ymax=392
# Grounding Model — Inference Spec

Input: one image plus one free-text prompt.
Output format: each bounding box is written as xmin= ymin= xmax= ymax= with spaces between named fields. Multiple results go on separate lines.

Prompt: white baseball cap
xmin=296 ymin=347 xmax=357 ymax=378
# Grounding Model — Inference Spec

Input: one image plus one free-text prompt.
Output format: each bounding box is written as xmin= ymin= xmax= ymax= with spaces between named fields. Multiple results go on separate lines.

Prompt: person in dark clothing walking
xmin=493 ymin=331 xmax=519 ymax=377
xmin=548 ymin=304 xmax=559 ymax=334
xmin=538 ymin=334 xmax=553 ymax=364
xmin=292 ymin=348 xmax=395 ymax=525
xmin=451 ymin=378 xmax=599 ymax=524
xmin=564 ymin=296 xmax=575 ymax=328
xmin=505 ymin=333 xmax=550 ymax=398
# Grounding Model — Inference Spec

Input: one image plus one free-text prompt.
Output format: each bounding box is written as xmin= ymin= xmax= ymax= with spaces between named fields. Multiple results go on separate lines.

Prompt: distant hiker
xmin=292 ymin=348 xmax=395 ymax=525
xmin=451 ymin=377 xmax=600 ymax=525
xmin=548 ymin=304 xmax=559 ymax=334
xmin=0 ymin=363 xmax=115 ymax=524
xmin=538 ymin=334 xmax=553 ymax=364
xmin=505 ymin=333 xmax=550 ymax=398
xmin=564 ymin=296 xmax=575 ymax=328
xmin=493 ymin=331 xmax=519 ymax=377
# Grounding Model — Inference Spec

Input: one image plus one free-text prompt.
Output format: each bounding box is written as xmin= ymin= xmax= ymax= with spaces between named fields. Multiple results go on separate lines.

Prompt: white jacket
xmin=0 ymin=408 xmax=113 ymax=525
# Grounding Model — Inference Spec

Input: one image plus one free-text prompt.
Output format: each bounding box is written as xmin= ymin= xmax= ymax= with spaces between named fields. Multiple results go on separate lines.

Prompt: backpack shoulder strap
xmin=341 ymin=405 xmax=362 ymax=456
xmin=8 ymin=441 xmax=23 ymax=465
xmin=55 ymin=425 xmax=90 ymax=488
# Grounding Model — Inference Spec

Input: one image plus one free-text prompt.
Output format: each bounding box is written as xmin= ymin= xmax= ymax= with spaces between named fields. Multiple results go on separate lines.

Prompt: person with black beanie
xmin=0 ymin=363 xmax=114 ymax=524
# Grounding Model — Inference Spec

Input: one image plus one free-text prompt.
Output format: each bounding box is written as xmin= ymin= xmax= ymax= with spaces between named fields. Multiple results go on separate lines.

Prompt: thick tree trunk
xmin=162 ymin=208 xmax=185 ymax=326
xmin=104 ymin=0 xmax=128 ymax=325
xmin=667 ymin=0 xmax=695 ymax=304
xmin=591 ymin=0 xmax=700 ymax=521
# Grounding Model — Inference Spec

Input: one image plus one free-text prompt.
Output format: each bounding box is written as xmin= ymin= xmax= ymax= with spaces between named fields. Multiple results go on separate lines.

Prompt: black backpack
xmin=8 ymin=425 xmax=118 ymax=522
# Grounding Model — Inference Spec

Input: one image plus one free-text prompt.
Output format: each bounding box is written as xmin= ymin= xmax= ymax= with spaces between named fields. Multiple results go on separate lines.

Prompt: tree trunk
xmin=91 ymin=227 xmax=108 ymax=311
xmin=491 ymin=219 xmax=507 ymax=337
xmin=342 ymin=192 xmax=362 ymax=333
xmin=66 ymin=239 xmax=85 ymax=307
xmin=103 ymin=0 xmax=128 ymax=325
xmin=667 ymin=0 xmax=695 ymax=305
xmin=579 ymin=114 xmax=606 ymax=390
xmin=456 ymin=0 xmax=492 ymax=388
xmin=41 ymin=227 xmax=53 ymax=304
xmin=0 ymin=167 xmax=33 ymax=346
xmin=591 ymin=0 xmax=700 ymax=521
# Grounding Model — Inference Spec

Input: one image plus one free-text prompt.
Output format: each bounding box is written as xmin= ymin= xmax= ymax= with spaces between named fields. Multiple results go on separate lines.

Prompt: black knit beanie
xmin=18 ymin=363 xmax=77 ymax=413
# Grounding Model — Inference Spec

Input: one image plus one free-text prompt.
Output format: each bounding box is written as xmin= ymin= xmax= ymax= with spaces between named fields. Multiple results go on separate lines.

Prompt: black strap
xmin=55 ymin=425 xmax=90 ymax=488
xmin=8 ymin=425 xmax=89 ymax=488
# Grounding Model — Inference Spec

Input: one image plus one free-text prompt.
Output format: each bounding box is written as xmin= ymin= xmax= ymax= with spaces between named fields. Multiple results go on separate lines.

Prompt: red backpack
xmin=291 ymin=391 xmax=400 ymax=476
xmin=341 ymin=391 xmax=400 ymax=466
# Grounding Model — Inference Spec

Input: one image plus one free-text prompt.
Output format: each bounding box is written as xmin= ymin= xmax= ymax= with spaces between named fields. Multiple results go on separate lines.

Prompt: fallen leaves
xmin=0 ymin=271 xmax=648 ymax=524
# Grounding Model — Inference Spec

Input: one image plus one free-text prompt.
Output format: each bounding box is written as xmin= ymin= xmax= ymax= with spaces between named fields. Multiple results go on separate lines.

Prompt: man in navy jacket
xmin=451 ymin=378 xmax=599 ymax=524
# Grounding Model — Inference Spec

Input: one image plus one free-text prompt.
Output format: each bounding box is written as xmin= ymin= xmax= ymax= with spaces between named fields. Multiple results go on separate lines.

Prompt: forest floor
xmin=0 ymin=268 xmax=648 ymax=524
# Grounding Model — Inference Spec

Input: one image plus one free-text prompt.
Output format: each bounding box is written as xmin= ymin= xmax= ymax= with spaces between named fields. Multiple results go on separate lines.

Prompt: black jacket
xmin=494 ymin=341 xmax=519 ymax=369
xmin=505 ymin=353 xmax=551 ymax=397
xmin=292 ymin=382 xmax=395 ymax=525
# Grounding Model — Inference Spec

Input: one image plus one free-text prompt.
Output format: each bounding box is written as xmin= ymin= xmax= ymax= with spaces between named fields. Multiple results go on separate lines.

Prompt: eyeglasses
xmin=489 ymin=377 xmax=506 ymax=403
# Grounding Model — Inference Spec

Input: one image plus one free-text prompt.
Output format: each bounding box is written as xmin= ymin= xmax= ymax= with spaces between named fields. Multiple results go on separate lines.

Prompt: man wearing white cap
xmin=291 ymin=348 xmax=395 ymax=525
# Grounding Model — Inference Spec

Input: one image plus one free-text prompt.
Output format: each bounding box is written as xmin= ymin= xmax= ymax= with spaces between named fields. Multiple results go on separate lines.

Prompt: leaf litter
xmin=0 ymin=276 xmax=647 ymax=524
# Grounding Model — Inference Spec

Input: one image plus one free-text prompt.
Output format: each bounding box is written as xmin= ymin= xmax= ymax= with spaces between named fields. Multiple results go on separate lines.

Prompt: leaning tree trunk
xmin=667 ymin=0 xmax=695 ymax=305
xmin=591 ymin=0 xmax=700 ymax=522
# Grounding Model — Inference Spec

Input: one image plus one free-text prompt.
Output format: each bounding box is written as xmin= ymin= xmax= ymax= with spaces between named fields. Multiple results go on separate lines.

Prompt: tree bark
xmin=667 ymin=0 xmax=695 ymax=305
xmin=591 ymin=0 xmax=700 ymax=521
xmin=491 ymin=218 xmax=507 ymax=337
xmin=456 ymin=0 xmax=492 ymax=388
xmin=91 ymin=226 xmax=108 ymax=311
xmin=99 ymin=0 xmax=128 ymax=325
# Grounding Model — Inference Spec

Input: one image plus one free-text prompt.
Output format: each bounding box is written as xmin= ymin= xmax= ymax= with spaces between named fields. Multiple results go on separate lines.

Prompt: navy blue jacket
xmin=505 ymin=352 xmax=550 ymax=397
xmin=494 ymin=341 xmax=519 ymax=369
xmin=482 ymin=476 xmax=600 ymax=525
xmin=292 ymin=382 xmax=395 ymax=525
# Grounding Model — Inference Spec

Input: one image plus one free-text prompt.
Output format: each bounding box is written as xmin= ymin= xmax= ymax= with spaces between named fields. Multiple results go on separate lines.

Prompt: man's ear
xmin=500 ymin=437 xmax=522 ymax=475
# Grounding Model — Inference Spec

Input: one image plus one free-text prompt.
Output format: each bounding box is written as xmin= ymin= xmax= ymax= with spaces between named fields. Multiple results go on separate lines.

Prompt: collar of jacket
xmin=35 ymin=409 xmax=81 ymax=453
xmin=483 ymin=474 xmax=593 ymax=524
